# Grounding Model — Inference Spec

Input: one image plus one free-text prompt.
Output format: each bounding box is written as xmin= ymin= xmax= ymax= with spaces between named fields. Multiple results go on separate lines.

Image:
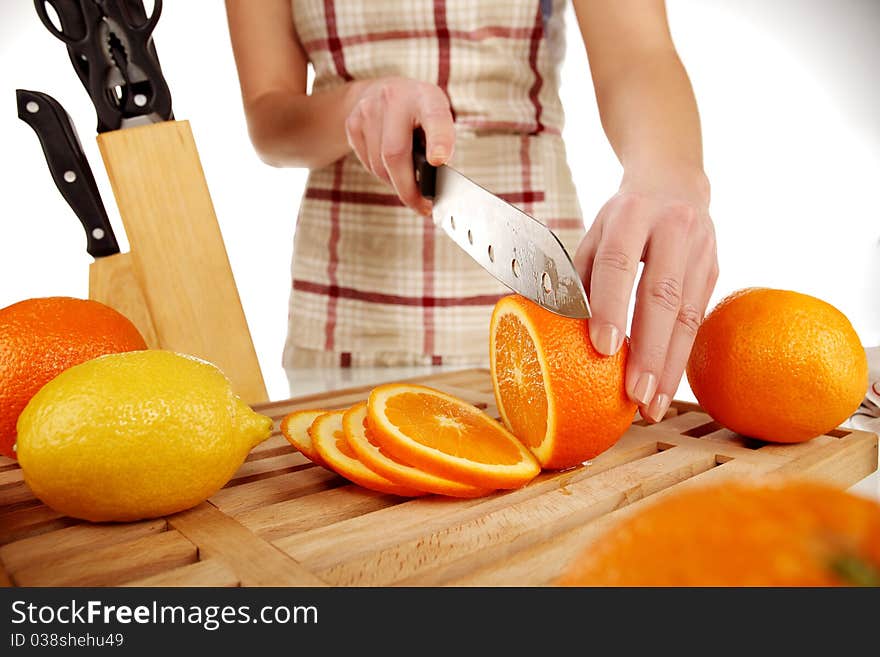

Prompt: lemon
xmin=16 ymin=350 xmax=272 ymax=522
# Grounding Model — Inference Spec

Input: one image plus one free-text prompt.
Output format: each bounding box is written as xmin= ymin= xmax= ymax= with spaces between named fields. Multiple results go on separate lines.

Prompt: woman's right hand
xmin=344 ymin=77 xmax=455 ymax=216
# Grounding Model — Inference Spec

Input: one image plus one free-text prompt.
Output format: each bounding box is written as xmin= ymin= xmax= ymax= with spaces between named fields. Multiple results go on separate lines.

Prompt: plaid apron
xmin=284 ymin=0 xmax=585 ymax=370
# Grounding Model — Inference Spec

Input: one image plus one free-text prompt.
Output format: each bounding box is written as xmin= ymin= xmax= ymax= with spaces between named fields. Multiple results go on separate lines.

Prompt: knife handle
xmin=16 ymin=89 xmax=120 ymax=258
xmin=412 ymin=128 xmax=437 ymax=199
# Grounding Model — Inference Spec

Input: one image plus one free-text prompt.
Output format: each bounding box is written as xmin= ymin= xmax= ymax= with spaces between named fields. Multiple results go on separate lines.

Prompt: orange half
xmin=280 ymin=409 xmax=330 ymax=467
xmin=309 ymin=409 xmax=425 ymax=497
xmin=343 ymin=402 xmax=494 ymax=499
xmin=490 ymin=294 xmax=636 ymax=469
xmin=366 ymin=383 xmax=540 ymax=489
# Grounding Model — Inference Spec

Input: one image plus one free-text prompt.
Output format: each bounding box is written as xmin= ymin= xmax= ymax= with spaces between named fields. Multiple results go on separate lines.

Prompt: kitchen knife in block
xmin=96 ymin=121 xmax=268 ymax=404
xmin=16 ymin=89 xmax=159 ymax=347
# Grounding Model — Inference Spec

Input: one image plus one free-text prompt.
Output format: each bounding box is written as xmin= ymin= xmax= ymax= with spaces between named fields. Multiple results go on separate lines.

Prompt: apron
xmin=285 ymin=0 xmax=585 ymax=372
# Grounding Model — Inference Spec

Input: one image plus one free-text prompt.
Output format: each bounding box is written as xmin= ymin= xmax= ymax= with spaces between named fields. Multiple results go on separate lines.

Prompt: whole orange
xmin=686 ymin=288 xmax=867 ymax=443
xmin=0 ymin=297 xmax=147 ymax=458
xmin=490 ymin=294 xmax=637 ymax=469
xmin=559 ymin=480 xmax=880 ymax=587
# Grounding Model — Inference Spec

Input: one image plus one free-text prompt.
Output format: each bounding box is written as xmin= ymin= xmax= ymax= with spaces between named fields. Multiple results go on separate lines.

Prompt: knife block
xmin=96 ymin=120 xmax=268 ymax=404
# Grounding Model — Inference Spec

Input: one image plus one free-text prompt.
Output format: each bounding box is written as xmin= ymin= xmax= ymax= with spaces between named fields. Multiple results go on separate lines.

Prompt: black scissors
xmin=34 ymin=0 xmax=173 ymax=132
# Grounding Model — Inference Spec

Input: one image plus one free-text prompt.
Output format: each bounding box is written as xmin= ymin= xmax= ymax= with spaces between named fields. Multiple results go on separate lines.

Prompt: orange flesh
xmin=383 ymin=392 xmax=522 ymax=465
xmin=493 ymin=313 xmax=548 ymax=449
xmin=334 ymin=430 xmax=358 ymax=459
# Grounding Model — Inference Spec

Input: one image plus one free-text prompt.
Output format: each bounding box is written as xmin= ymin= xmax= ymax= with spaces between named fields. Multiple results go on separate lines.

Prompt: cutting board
xmin=0 ymin=369 xmax=876 ymax=587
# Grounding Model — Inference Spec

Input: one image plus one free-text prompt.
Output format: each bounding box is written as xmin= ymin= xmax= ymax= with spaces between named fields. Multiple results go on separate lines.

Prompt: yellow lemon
xmin=16 ymin=350 xmax=272 ymax=522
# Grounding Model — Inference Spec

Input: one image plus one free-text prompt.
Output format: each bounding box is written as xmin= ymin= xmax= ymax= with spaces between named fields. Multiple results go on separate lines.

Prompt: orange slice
xmin=366 ymin=383 xmax=540 ymax=489
xmin=343 ymin=402 xmax=494 ymax=499
xmin=280 ymin=409 xmax=330 ymax=467
xmin=490 ymin=294 xmax=636 ymax=469
xmin=309 ymin=409 xmax=425 ymax=497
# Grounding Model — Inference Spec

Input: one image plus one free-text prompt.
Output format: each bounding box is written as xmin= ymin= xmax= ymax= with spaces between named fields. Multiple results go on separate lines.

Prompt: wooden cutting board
xmin=0 ymin=369 xmax=876 ymax=587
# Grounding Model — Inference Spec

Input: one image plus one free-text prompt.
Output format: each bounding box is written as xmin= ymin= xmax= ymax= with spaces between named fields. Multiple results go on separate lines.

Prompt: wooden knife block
xmin=97 ymin=120 xmax=268 ymax=404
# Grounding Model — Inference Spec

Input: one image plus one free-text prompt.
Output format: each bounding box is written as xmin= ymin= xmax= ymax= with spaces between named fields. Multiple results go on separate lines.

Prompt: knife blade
xmin=17 ymin=88 xmax=159 ymax=348
xmin=413 ymin=132 xmax=590 ymax=319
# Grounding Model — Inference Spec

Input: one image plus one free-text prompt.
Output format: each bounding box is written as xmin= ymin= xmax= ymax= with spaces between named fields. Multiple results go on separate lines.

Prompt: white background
xmin=1 ymin=0 xmax=878 ymax=402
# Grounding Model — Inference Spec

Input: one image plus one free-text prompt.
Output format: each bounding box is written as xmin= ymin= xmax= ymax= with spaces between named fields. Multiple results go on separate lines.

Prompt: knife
xmin=35 ymin=0 xmax=268 ymax=404
xmin=17 ymin=88 xmax=159 ymax=347
xmin=413 ymin=132 xmax=591 ymax=319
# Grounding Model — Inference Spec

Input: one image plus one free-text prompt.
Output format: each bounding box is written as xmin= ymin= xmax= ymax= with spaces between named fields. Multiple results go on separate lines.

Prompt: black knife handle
xmin=412 ymin=128 xmax=437 ymax=199
xmin=16 ymin=89 xmax=120 ymax=258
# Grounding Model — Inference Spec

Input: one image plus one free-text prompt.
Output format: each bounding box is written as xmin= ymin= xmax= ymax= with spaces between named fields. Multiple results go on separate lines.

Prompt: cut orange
xmin=490 ymin=294 xmax=637 ymax=469
xmin=309 ymin=409 xmax=425 ymax=497
xmin=280 ymin=409 xmax=330 ymax=467
xmin=366 ymin=383 xmax=540 ymax=489
xmin=343 ymin=403 xmax=494 ymax=498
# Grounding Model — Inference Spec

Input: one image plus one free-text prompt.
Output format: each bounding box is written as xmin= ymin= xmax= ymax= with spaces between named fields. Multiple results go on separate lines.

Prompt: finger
xmin=417 ymin=88 xmax=455 ymax=165
xmin=573 ymin=219 xmax=602 ymax=286
xmin=344 ymin=107 xmax=369 ymax=171
xmin=354 ymin=97 xmax=388 ymax=183
xmin=587 ymin=195 xmax=649 ymax=357
xmin=627 ymin=205 xmax=694 ymax=409
xmin=380 ymin=97 xmax=431 ymax=215
xmin=645 ymin=241 xmax=718 ymax=422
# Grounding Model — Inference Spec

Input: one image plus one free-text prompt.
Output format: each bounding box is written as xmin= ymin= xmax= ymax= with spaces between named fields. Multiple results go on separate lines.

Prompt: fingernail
xmin=591 ymin=324 xmax=621 ymax=356
xmin=632 ymin=372 xmax=657 ymax=406
xmin=649 ymin=394 xmax=670 ymax=423
xmin=430 ymin=148 xmax=448 ymax=164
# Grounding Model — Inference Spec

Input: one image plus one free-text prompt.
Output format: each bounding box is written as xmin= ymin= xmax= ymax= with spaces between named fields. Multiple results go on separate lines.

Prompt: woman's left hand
xmin=574 ymin=172 xmax=718 ymax=423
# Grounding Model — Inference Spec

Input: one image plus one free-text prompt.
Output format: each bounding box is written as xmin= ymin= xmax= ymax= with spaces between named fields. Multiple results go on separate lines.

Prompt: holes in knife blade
xmin=542 ymin=271 xmax=552 ymax=294
xmin=25 ymin=101 xmax=40 ymax=114
xmin=467 ymin=229 xmax=473 ymax=245
xmin=449 ymin=216 xmax=456 ymax=230
xmin=512 ymin=258 xmax=521 ymax=278
xmin=488 ymin=245 xmax=495 ymax=262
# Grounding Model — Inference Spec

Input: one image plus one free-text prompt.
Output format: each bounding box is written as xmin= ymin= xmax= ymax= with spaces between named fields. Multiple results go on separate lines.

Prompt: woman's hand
xmin=574 ymin=173 xmax=718 ymax=423
xmin=344 ymin=77 xmax=455 ymax=216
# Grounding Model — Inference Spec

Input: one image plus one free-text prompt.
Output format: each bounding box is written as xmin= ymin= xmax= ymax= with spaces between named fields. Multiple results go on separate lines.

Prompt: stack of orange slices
xmin=280 ymin=383 xmax=541 ymax=498
xmin=280 ymin=294 xmax=638 ymax=497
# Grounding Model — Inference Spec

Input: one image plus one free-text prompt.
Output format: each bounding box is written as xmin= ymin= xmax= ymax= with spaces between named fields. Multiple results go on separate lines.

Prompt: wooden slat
xmin=0 ymin=468 xmax=23 ymax=489
xmin=237 ymin=486 xmax=402 ymax=542
xmin=228 ymin=452 xmax=313 ymax=485
xmin=13 ymin=530 xmax=197 ymax=587
xmin=0 ymin=505 xmax=76 ymax=546
xmin=169 ymin=503 xmax=325 ymax=586
xmin=210 ymin=467 xmax=345 ymax=516
xmin=773 ymin=432 xmax=879 ymax=487
xmin=0 ymin=481 xmax=39 ymax=514
xmin=124 ymin=559 xmax=240 ymax=587
xmin=0 ymin=519 xmax=167 ymax=574
xmin=247 ymin=434 xmax=296 ymax=460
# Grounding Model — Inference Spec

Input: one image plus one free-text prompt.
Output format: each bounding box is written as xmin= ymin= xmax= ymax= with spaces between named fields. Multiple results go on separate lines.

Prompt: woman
xmin=225 ymin=0 xmax=717 ymax=422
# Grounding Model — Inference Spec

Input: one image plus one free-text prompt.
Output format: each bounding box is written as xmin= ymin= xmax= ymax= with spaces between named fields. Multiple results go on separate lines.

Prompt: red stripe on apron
xmin=306 ymin=188 xmax=544 ymax=206
xmin=324 ymin=160 xmax=344 ymax=350
xmin=527 ymin=4 xmax=544 ymax=135
xmin=302 ymin=26 xmax=534 ymax=53
xmin=294 ymin=279 xmax=505 ymax=307
xmin=324 ymin=0 xmax=353 ymax=82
